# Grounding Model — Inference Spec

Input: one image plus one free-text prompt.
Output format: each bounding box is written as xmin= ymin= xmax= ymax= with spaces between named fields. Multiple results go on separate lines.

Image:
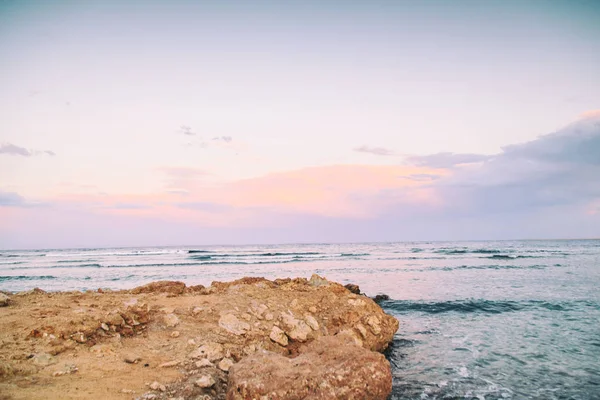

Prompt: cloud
xmin=109 ymin=203 xmax=152 ymax=210
xmin=0 ymin=191 xmax=27 ymax=207
xmin=353 ymin=145 xmax=395 ymax=156
xmin=0 ymin=143 xmax=56 ymax=157
xmin=212 ymin=136 xmax=233 ymax=143
xmin=175 ymin=202 xmax=233 ymax=212
xmin=405 ymin=152 xmax=492 ymax=168
xmin=411 ymin=111 xmax=600 ymax=215
xmin=179 ymin=125 xmax=195 ymax=136
xmin=0 ymin=143 xmax=31 ymax=156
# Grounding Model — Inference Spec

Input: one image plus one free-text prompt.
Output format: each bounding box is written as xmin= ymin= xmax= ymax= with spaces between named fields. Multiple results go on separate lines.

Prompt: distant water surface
xmin=1 ymin=240 xmax=599 ymax=399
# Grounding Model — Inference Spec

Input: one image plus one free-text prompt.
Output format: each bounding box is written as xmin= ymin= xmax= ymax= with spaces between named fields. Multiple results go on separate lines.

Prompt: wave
xmin=56 ymin=259 xmax=97 ymax=263
xmin=383 ymin=299 xmax=599 ymax=314
xmin=188 ymin=250 xmax=212 ymax=254
xmin=0 ymin=275 xmax=56 ymax=281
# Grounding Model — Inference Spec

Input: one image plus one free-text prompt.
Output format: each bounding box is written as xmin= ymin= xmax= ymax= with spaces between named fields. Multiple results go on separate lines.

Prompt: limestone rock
xmin=269 ymin=326 xmax=288 ymax=346
xmin=188 ymin=342 xmax=224 ymax=362
xmin=195 ymin=359 xmax=214 ymax=368
xmin=227 ymin=335 xmax=392 ymax=400
xmin=195 ymin=375 xmax=216 ymax=388
xmin=218 ymin=358 xmax=234 ymax=372
xmin=0 ymin=293 xmax=10 ymax=307
xmin=149 ymin=381 xmax=166 ymax=391
xmin=280 ymin=312 xmax=312 ymax=342
xmin=159 ymin=360 xmax=180 ymax=368
xmin=163 ymin=313 xmax=180 ymax=327
xmin=219 ymin=313 xmax=250 ymax=335
xmin=304 ymin=314 xmax=319 ymax=331
xmin=308 ymin=273 xmax=330 ymax=287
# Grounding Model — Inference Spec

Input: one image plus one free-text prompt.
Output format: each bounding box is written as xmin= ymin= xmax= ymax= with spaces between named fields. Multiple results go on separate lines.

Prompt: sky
xmin=1 ymin=0 xmax=599 ymax=249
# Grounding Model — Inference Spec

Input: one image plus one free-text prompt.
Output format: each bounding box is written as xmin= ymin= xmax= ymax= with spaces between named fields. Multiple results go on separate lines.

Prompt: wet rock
xmin=195 ymin=374 xmax=215 ymax=388
xmin=227 ymin=335 xmax=392 ymax=400
xmin=188 ymin=342 xmax=224 ymax=362
xmin=131 ymin=281 xmax=186 ymax=295
xmin=218 ymin=313 xmax=250 ymax=335
xmin=0 ymin=293 xmax=11 ymax=307
xmin=344 ymin=283 xmax=361 ymax=294
xmin=269 ymin=326 xmax=288 ymax=346
xmin=373 ymin=294 xmax=390 ymax=303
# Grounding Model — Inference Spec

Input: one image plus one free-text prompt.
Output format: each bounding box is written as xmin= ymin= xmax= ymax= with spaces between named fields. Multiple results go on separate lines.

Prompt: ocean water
xmin=1 ymin=240 xmax=599 ymax=399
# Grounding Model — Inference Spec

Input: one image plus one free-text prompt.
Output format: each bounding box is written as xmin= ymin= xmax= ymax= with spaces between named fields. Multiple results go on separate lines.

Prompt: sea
xmin=1 ymin=240 xmax=599 ymax=400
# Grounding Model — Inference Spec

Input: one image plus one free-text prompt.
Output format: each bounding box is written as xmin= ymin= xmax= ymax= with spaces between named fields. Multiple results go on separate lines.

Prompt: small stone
xmin=32 ymin=353 xmax=57 ymax=367
xmin=72 ymin=332 xmax=86 ymax=343
xmin=195 ymin=375 xmax=215 ymax=388
xmin=187 ymin=339 xmax=196 ymax=346
xmin=348 ymin=298 xmax=367 ymax=307
xmin=0 ymin=293 xmax=11 ymax=307
xmin=290 ymin=299 xmax=299 ymax=308
xmin=264 ymin=313 xmax=274 ymax=321
xmin=308 ymin=306 xmax=317 ymax=313
xmin=170 ymin=331 xmax=180 ymax=338
xmin=106 ymin=312 xmax=125 ymax=326
xmin=304 ymin=315 xmax=319 ymax=331
xmin=121 ymin=389 xmax=136 ymax=394
xmin=241 ymin=313 xmax=252 ymax=321
xmin=100 ymin=323 xmax=110 ymax=331
xmin=163 ymin=313 xmax=180 ymax=327
xmin=269 ymin=326 xmax=288 ymax=346
xmin=124 ymin=354 xmax=142 ymax=364
xmin=195 ymin=359 xmax=214 ymax=368
xmin=192 ymin=306 xmax=204 ymax=315
xmin=280 ymin=312 xmax=312 ymax=342
xmin=159 ymin=360 xmax=180 ymax=368
xmin=218 ymin=313 xmax=250 ymax=335
xmin=218 ymin=358 xmax=234 ymax=372
xmin=149 ymin=381 xmax=166 ymax=392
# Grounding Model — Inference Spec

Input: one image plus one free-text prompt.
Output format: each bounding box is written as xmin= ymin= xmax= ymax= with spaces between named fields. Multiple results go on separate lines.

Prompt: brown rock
xmin=227 ymin=335 xmax=392 ymax=400
xmin=130 ymin=281 xmax=186 ymax=295
xmin=0 ymin=293 xmax=11 ymax=307
xmin=269 ymin=326 xmax=288 ymax=346
xmin=218 ymin=313 xmax=250 ymax=335
xmin=344 ymin=283 xmax=361 ymax=294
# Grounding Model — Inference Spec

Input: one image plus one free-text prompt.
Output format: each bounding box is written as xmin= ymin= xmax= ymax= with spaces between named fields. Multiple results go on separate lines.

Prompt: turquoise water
xmin=1 ymin=240 xmax=599 ymax=399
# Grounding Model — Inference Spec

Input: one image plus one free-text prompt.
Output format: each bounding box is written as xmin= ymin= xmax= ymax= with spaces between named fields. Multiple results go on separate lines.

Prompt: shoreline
xmin=0 ymin=275 xmax=399 ymax=400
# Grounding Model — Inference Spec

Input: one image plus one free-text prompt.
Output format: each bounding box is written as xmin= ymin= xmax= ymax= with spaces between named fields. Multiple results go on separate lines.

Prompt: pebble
xmin=195 ymin=359 xmax=214 ymax=368
xmin=149 ymin=381 xmax=166 ymax=392
xmin=159 ymin=360 xmax=180 ymax=368
xmin=269 ymin=326 xmax=288 ymax=346
xmin=195 ymin=375 xmax=216 ymax=388
xmin=163 ymin=313 xmax=180 ymax=327
xmin=124 ymin=354 xmax=142 ymax=364
xmin=170 ymin=331 xmax=180 ymax=338
xmin=218 ymin=358 xmax=234 ymax=372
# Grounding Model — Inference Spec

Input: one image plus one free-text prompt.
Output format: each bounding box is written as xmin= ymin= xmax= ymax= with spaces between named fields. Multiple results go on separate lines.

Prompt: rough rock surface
xmin=0 ymin=275 xmax=398 ymax=399
xmin=227 ymin=334 xmax=392 ymax=400
xmin=0 ymin=293 xmax=10 ymax=307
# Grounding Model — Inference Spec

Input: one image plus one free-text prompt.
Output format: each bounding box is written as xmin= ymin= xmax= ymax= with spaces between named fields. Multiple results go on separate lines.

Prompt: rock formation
xmin=0 ymin=275 xmax=398 ymax=399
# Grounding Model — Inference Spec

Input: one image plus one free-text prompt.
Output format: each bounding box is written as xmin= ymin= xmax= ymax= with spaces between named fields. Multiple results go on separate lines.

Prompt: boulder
xmin=344 ymin=283 xmax=361 ymax=294
xmin=218 ymin=313 xmax=250 ymax=335
xmin=227 ymin=335 xmax=392 ymax=400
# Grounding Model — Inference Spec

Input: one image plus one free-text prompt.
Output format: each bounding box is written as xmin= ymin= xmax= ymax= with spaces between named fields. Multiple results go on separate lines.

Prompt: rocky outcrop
xmin=227 ymin=334 xmax=392 ymax=400
xmin=0 ymin=275 xmax=398 ymax=400
xmin=0 ymin=293 xmax=10 ymax=307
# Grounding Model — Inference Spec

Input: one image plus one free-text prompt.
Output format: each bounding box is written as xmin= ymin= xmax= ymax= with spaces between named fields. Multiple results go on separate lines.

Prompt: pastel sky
xmin=1 ymin=0 xmax=599 ymax=249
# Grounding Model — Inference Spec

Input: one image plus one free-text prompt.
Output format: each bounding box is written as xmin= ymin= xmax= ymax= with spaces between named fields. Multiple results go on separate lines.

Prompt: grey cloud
xmin=0 ymin=143 xmax=56 ymax=157
xmin=354 ymin=145 xmax=395 ymax=156
xmin=0 ymin=143 xmax=32 ymax=156
xmin=425 ymin=113 xmax=600 ymax=215
xmin=406 ymin=152 xmax=492 ymax=168
xmin=212 ymin=136 xmax=233 ymax=143
xmin=180 ymin=125 xmax=195 ymax=136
